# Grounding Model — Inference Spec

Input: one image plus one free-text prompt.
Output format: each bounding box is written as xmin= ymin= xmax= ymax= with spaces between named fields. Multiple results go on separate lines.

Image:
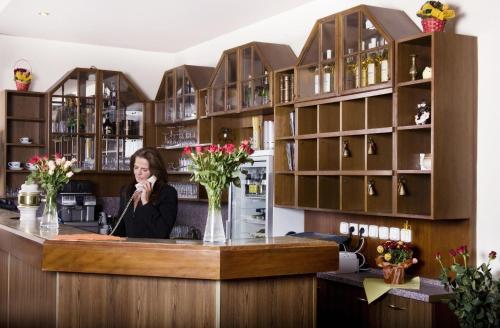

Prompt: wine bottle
xmin=103 ymin=114 xmax=113 ymax=135
xmin=314 ymin=66 xmax=320 ymax=95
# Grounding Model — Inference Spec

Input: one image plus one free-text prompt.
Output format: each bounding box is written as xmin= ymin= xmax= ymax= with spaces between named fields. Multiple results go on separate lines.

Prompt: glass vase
xmin=40 ymin=188 xmax=59 ymax=230
xmin=203 ymin=187 xmax=225 ymax=243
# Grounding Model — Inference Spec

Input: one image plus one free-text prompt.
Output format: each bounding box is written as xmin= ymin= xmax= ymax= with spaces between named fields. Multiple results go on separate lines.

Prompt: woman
xmin=112 ymin=147 xmax=177 ymax=238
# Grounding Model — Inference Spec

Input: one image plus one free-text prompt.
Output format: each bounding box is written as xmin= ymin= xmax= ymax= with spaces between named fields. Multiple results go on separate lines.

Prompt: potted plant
xmin=436 ymin=247 xmax=500 ymax=327
xmin=417 ymin=1 xmax=455 ymax=32
xmin=376 ymin=240 xmax=418 ymax=284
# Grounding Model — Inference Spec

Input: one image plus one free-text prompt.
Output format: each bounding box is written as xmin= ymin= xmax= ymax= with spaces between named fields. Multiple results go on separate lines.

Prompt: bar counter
xmin=0 ymin=209 xmax=338 ymax=327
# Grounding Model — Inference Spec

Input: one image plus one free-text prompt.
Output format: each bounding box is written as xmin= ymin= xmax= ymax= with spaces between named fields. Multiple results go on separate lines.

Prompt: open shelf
xmin=318 ymin=137 xmax=340 ymax=171
xmin=298 ymin=139 xmax=317 ymax=171
xmin=341 ymin=176 xmax=364 ymax=212
xmin=397 ymin=84 xmax=431 ymax=127
xmin=318 ymin=176 xmax=340 ymax=210
xmin=297 ymin=106 xmax=317 ymax=135
xmin=341 ymin=98 xmax=365 ymax=131
xmin=367 ymin=94 xmax=392 ymax=128
xmin=396 ymin=174 xmax=431 ymax=216
xmin=275 ymin=174 xmax=295 ymax=207
xmin=397 ymin=129 xmax=431 ymax=171
xmin=318 ymin=103 xmax=340 ymax=133
xmin=298 ymin=175 xmax=317 ymax=208
xmin=275 ymin=140 xmax=295 ymax=172
xmin=274 ymin=104 xmax=295 ymax=138
xmin=366 ymin=176 xmax=392 ymax=213
xmin=366 ymin=133 xmax=392 ymax=170
xmin=397 ymin=34 xmax=431 ymax=83
xmin=341 ymin=135 xmax=364 ymax=171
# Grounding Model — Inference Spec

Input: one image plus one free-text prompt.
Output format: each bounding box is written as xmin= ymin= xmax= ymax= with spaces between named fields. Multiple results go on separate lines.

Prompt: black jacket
xmin=114 ymin=183 xmax=177 ymax=238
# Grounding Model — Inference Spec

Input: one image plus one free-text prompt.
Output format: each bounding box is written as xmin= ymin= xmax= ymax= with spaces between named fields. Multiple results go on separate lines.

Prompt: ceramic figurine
xmin=415 ymin=100 xmax=431 ymax=125
xmin=422 ymin=66 xmax=432 ymax=79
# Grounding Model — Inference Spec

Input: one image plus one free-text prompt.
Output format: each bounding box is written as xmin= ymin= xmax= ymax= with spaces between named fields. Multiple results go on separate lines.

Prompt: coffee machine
xmin=57 ymin=180 xmax=96 ymax=222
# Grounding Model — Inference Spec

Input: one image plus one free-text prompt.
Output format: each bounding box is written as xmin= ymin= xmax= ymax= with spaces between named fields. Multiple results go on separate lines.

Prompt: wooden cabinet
xmin=207 ymin=42 xmax=296 ymax=115
xmin=0 ymin=90 xmax=47 ymax=197
xmin=317 ymin=279 xmax=459 ymax=328
xmin=154 ymin=65 xmax=214 ymax=201
xmin=275 ymin=32 xmax=477 ymax=221
xmin=47 ymin=68 xmax=149 ymax=173
xmin=295 ymin=5 xmax=420 ymax=102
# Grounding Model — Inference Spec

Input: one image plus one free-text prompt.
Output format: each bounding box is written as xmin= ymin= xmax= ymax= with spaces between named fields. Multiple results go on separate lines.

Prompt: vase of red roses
xmin=184 ymin=141 xmax=254 ymax=242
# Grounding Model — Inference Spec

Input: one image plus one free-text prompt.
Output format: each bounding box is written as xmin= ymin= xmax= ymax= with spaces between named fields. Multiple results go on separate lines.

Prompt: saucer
xmin=27 ymin=167 xmax=37 ymax=171
xmin=20 ymin=141 xmax=32 ymax=144
xmin=9 ymin=167 xmax=23 ymax=171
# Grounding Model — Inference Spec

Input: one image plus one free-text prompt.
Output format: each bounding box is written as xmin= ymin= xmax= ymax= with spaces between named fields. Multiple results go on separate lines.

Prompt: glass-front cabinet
xmin=295 ymin=5 xmax=413 ymax=101
xmin=208 ymin=42 xmax=296 ymax=115
xmin=48 ymin=68 xmax=148 ymax=172
xmin=296 ymin=16 xmax=337 ymax=100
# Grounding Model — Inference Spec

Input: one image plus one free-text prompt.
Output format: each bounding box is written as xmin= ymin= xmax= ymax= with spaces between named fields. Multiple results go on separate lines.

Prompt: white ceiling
xmin=0 ymin=0 xmax=316 ymax=53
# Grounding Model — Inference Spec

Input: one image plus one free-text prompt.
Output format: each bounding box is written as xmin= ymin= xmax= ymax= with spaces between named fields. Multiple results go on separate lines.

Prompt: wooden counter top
xmin=0 ymin=209 xmax=338 ymax=280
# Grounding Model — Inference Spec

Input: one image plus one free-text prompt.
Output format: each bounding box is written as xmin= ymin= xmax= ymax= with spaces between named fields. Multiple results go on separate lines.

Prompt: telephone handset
xmin=109 ymin=175 xmax=157 ymax=236
xmin=135 ymin=175 xmax=157 ymax=193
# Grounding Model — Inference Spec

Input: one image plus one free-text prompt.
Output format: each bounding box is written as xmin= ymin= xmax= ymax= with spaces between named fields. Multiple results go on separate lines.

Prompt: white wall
xmin=0 ymin=35 xmax=174 ymax=99
xmin=0 ymin=0 xmax=498 ymax=274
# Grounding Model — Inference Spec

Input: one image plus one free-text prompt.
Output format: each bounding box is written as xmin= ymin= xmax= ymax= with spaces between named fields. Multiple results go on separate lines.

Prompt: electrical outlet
xmin=368 ymin=225 xmax=378 ymax=238
xmin=359 ymin=224 xmax=369 ymax=236
xmin=349 ymin=223 xmax=359 ymax=235
xmin=340 ymin=222 xmax=349 ymax=234
xmin=401 ymin=229 xmax=412 ymax=242
xmin=389 ymin=227 xmax=400 ymax=241
xmin=379 ymin=226 xmax=389 ymax=240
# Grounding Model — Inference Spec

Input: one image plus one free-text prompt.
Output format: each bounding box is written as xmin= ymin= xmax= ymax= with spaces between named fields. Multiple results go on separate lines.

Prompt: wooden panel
xmin=397 ymin=130 xmax=431 ymax=170
xmin=341 ymin=176 xmax=364 ymax=211
xmin=318 ymin=103 xmax=340 ymax=133
xmin=367 ymin=94 xmax=392 ymax=128
xmin=274 ymin=105 xmax=295 ymax=138
xmin=318 ymin=138 xmax=339 ymax=171
xmin=298 ymin=175 xmax=317 ymax=208
xmin=366 ymin=176 xmax=392 ymax=213
xmin=298 ymin=139 xmax=317 ymax=171
xmin=370 ymin=294 xmax=433 ymax=328
xmin=367 ymin=133 xmax=392 ymax=170
xmin=0 ymin=250 xmax=8 ymax=327
xmin=220 ymin=274 xmax=315 ymax=328
xmin=341 ymin=135 xmax=364 ymax=170
xmin=58 ymin=273 xmax=216 ymax=328
xmin=318 ymin=176 xmax=340 ymax=210
xmin=433 ymin=33 xmax=476 ymax=220
xmin=305 ymin=211 xmax=472 ymax=277
xmin=397 ymin=174 xmax=430 ymax=216
xmin=275 ymin=174 xmax=295 ymax=206
xmin=219 ymin=245 xmax=337 ymax=279
xmin=341 ymin=98 xmax=365 ymax=131
xmin=297 ymin=106 xmax=317 ymax=135
xmin=9 ymin=256 xmax=56 ymax=327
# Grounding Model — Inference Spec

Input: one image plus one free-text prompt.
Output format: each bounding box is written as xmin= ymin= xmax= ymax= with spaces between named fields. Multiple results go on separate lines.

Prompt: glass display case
xmin=229 ymin=151 xmax=273 ymax=239
xmin=48 ymin=68 xmax=148 ymax=172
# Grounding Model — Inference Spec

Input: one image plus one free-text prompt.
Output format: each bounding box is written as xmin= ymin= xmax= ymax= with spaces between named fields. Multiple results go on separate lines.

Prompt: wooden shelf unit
xmin=275 ymin=32 xmax=476 ymax=220
xmin=0 ymin=90 xmax=48 ymax=197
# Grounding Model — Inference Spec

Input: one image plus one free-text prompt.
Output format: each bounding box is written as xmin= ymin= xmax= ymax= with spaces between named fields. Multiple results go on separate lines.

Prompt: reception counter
xmin=0 ymin=209 xmax=338 ymax=327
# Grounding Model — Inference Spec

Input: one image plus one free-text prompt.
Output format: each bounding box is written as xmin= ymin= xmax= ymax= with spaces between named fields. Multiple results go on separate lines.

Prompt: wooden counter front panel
xmin=57 ymin=273 xmax=216 ymax=327
xmin=220 ymin=274 xmax=316 ymax=328
xmin=0 ymin=250 xmax=8 ymax=327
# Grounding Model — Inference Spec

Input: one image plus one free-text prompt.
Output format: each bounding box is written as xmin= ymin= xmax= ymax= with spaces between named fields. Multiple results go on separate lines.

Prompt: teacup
xmin=25 ymin=162 xmax=37 ymax=171
xmin=19 ymin=137 xmax=31 ymax=144
xmin=8 ymin=161 xmax=21 ymax=169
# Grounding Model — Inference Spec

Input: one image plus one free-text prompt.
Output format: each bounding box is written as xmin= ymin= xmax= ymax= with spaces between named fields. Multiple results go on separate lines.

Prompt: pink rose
xmin=195 ymin=145 xmax=203 ymax=153
xmin=183 ymin=146 xmax=192 ymax=155
xmin=223 ymin=144 xmax=235 ymax=154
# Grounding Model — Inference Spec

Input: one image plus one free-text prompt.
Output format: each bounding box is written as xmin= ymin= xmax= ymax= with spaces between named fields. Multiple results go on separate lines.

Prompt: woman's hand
xmin=139 ymin=180 xmax=153 ymax=205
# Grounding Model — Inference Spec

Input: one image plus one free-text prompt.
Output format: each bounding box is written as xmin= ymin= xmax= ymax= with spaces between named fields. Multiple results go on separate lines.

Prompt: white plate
xmin=20 ymin=141 xmax=32 ymax=144
xmin=9 ymin=167 xmax=23 ymax=170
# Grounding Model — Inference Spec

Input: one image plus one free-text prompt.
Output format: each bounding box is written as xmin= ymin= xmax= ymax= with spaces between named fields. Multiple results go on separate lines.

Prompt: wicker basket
xmin=13 ymin=59 xmax=32 ymax=91
xmin=421 ymin=17 xmax=446 ymax=32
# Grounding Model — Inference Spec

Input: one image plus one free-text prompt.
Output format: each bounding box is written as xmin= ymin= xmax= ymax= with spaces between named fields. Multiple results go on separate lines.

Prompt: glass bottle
xmin=367 ymin=54 xmax=376 ymax=85
xmin=409 ymin=54 xmax=418 ymax=81
xmin=314 ymin=66 xmax=320 ymax=95
xmin=110 ymin=82 xmax=117 ymax=108
xmin=323 ymin=64 xmax=333 ymax=93
xmin=103 ymin=114 xmax=113 ymax=135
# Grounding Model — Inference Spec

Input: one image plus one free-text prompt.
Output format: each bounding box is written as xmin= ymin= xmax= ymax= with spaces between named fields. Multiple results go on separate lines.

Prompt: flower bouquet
xmin=183 ymin=141 xmax=254 ymax=242
xmin=27 ymin=154 xmax=80 ymax=229
xmin=376 ymin=240 xmax=418 ymax=284
xmin=436 ymin=246 xmax=500 ymax=327
xmin=417 ymin=1 xmax=455 ymax=32
xmin=13 ymin=59 xmax=32 ymax=91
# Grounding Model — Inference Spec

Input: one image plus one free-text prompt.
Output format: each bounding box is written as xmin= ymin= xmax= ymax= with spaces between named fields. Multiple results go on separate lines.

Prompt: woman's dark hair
xmin=125 ymin=147 xmax=168 ymax=203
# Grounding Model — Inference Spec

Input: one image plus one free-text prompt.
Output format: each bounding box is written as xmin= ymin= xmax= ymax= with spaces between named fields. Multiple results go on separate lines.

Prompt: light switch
xmin=379 ymin=226 xmax=389 ymax=240
xmin=349 ymin=223 xmax=359 ymax=235
xmin=389 ymin=227 xmax=400 ymax=241
xmin=368 ymin=225 xmax=378 ymax=238
xmin=359 ymin=224 xmax=369 ymax=236
xmin=340 ymin=222 xmax=349 ymax=234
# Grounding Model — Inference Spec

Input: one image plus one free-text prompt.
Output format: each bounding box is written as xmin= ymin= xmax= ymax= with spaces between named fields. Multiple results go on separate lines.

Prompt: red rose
xmin=489 ymin=251 xmax=497 ymax=260
xmin=435 ymin=252 xmax=441 ymax=260
xmin=223 ymin=144 xmax=235 ymax=154
xmin=28 ymin=155 xmax=41 ymax=164
xmin=449 ymin=249 xmax=457 ymax=257
xmin=457 ymin=245 xmax=467 ymax=255
xmin=195 ymin=145 xmax=203 ymax=153
xmin=208 ymin=145 xmax=219 ymax=153
xmin=183 ymin=146 xmax=192 ymax=155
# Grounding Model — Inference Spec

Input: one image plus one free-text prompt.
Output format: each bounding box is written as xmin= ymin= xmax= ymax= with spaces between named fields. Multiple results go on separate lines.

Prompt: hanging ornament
xmin=398 ymin=177 xmax=407 ymax=196
xmin=367 ymin=137 xmax=377 ymax=155
xmin=368 ymin=180 xmax=376 ymax=196
xmin=343 ymin=140 xmax=351 ymax=158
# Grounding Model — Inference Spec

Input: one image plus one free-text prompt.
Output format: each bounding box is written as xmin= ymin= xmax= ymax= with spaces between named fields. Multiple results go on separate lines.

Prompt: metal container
xmin=18 ymin=192 xmax=41 ymax=207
